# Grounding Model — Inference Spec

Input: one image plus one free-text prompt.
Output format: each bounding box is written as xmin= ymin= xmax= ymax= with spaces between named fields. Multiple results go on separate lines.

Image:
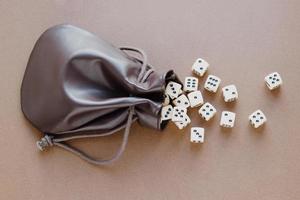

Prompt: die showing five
xmin=264 ymin=72 xmax=282 ymax=90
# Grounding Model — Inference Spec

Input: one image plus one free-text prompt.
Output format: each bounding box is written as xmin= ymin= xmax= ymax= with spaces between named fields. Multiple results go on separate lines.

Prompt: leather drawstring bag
xmin=21 ymin=24 xmax=181 ymax=165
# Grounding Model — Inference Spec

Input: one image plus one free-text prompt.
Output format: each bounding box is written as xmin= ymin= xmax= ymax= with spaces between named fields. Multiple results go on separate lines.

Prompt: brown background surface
xmin=1 ymin=0 xmax=300 ymax=199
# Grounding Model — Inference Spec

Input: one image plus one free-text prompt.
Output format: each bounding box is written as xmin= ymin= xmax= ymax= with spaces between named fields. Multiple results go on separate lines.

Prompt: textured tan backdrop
xmin=1 ymin=0 xmax=300 ymax=199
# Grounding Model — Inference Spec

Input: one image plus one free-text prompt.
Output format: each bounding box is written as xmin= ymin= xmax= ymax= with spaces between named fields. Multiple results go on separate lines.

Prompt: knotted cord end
xmin=36 ymin=135 xmax=53 ymax=151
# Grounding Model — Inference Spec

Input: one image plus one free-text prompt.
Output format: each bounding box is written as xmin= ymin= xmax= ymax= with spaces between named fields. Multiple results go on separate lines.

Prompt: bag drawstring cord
xmin=36 ymin=106 xmax=135 ymax=165
xmin=119 ymin=47 xmax=154 ymax=83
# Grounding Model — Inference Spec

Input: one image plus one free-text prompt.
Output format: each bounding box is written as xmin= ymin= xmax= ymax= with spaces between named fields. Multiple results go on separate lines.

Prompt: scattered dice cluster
xmin=161 ymin=58 xmax=283 ymax=144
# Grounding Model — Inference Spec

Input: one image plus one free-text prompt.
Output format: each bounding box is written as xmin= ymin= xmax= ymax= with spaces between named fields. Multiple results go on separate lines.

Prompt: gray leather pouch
xmin=21 ymin=24 xmax=180 ymax=165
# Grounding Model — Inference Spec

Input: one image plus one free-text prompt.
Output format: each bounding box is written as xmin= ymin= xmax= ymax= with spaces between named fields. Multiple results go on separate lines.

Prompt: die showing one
xmin=187 ymin=90 xmax=204 ymax=107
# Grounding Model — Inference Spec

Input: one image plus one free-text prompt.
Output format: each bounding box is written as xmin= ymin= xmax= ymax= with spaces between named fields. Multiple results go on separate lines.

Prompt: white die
xmin=173 ymin=94 xmax=190 ymax=108
xmin=249 ymin=109 xmax=267 ymax=128
xmin=190 ymin=127 xmax=205 ymax=143
xmin=187 ymin=91 xmax=204 ymax=107
xmin=181 ymin=113 xmax=191 ymax=124
xmin=161 ymin=105 xmax=173 ymax=121
xmin=204 ymin=75 xmax=221 ymax=93
xmin=165 ymin=81 xmax=182 ymax=99
xmin=172 ymin=106 xmax=187 ymax=122
xmin=162 ymin=94 xmax=170 ymax=106
xmin=184 ymin=77 xmax=198 ymax=92
xmin=178 ymin=88 xmax=183 ymax=95
xmin=174 ymin=113 xmax=191 ymax=129
xmin=222 ymin=85 xmax=238 ymax=102
xmin=220 ymin=111 xmax=236 ymax=128
xmin=198 ymin=102 xmax=217 ymax=121
xmin=174 ymin=121 xmax=186 ymax=130
xmin=264 ymin=72 xmax=282 ymax=90
xmin=192 ymin=58 xmax=209 ymax=77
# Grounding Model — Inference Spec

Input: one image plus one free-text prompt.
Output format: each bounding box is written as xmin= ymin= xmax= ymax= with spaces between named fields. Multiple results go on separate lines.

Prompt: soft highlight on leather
xmin=21 ymin=24 xmax=180 ymax=165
